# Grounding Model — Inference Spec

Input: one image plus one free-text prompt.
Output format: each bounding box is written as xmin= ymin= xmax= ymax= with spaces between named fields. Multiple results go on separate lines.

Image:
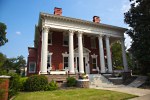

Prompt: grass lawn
xmin=14 ymin=88 xmax=137 ymax=100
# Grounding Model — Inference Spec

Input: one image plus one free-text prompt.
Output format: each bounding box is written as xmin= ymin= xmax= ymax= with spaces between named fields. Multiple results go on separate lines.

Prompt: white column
xmin=98 ymin=35 xmax=106 ymax=73
xmin=40 ymin=29 xmax=44 ymax=74
xmin=121 ymin=38 xmax=128 ymax=72
xmin=68 ymin=30 xmax=75 ymax=74
xmin=105 ymin=36 xmax=113 ymax=73
xmin=40 ymin=27 xmax=49 ymax=74
xmin=78 ymin=32 xmax=84 ymax=74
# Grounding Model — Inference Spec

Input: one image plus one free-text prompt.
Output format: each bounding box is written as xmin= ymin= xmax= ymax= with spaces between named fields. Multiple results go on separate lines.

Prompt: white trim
xmin=47 ymin=52 xmax=53 ymax=70
xmin=29 ymin=62 xmax=36 ymax=73
xmin=91 ymin=54 xmax=98 ymax=70
xmin=62 ymin=52 xmax=69 ymax=70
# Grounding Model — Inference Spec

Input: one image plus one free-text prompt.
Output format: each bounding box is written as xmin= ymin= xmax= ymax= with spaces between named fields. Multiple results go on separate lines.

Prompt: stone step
xmin=88 ymin=74 xmax=115 ymax=88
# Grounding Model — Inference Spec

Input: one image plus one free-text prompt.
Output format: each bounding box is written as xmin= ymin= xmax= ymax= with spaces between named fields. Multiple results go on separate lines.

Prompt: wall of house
xmin=27 ymin=48 xmax=38 ymax=76
xmin=48 ymin=31 xmax=68 ymax=70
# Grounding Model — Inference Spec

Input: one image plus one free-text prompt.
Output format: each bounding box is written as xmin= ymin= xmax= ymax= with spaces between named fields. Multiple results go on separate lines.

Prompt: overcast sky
xmin=0 ymin=0 xmax=131 ymax=60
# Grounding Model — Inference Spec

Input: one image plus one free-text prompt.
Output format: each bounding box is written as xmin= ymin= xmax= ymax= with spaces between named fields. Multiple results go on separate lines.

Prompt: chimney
xmin=93 ymin=16 xmax=100 ymax=23
xmin=54 ymin=7 xmax=62 ymax=16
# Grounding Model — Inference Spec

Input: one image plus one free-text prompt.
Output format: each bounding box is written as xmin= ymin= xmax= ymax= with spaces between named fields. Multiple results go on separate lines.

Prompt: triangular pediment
xmin=74 ymin=47 xmax=91 ymax=53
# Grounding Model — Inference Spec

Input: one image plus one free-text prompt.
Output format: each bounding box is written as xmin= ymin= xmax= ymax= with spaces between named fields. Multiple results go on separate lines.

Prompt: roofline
xmin=40 ymin=12 xmax=127 ymax=31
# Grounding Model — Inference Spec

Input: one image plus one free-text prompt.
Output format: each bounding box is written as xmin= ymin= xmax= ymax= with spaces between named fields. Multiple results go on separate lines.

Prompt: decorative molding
xmin=91 ymin=54 xmax=98 ymax=58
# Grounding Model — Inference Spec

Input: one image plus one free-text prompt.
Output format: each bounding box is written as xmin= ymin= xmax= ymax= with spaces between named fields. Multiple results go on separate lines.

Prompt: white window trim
xmin=91 ymin=54 xmax=98 ymax=71
xmin=63 ymin=32 xmax=69 ymax=46
xmin=48 ymin=32 xmax=52 ymax=45
xmin=29 ymin=62 xmax=36 ymax=73
xmin=47 ymin=52 xmax=53 ymax=68
xmin=62 ymin=52 xmax=69 ymax=70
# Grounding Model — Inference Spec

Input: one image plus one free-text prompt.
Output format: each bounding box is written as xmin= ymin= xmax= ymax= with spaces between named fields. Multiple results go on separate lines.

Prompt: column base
xmin=69 ymin=71 xmax=75 ymax=74
xmin=79 ymin=71 xmax=84 ymax=74
xmin=40 ymin=71 xmax=48 ymax=74
xmin=101 ymin=71 xmax=106 ymax=73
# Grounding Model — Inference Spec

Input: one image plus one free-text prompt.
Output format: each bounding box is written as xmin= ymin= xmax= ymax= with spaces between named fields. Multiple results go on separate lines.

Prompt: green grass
xmin=14 ymin=88 xmax=137 ymax=100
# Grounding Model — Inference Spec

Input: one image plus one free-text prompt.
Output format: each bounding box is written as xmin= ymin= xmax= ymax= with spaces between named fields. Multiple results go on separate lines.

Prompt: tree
xmin=124 ymin=0 xmax=150 ymax=74
xmin=111 ymin=41 xmax=123 ymax=69
xmin=2 ymin=55 xmax=26 ymax=74
xmin=0 ymin=22 xmax=8 ymax=46
xmin=111 ymin=41 xmax=133 ymax=70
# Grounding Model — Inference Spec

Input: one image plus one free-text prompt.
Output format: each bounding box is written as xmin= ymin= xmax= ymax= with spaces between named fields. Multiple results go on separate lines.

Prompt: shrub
xmin=44 ymin=80 xmax=58 ymax=91
xmin=19 ymin=77 xmax=28 ymax=91
xmin=25 ymin=75 xmax=48 ymax=91
xmin=7 ymin=73 xmax=21 ymax=99
xmin=66 ymin=77 xmax=77 ymax=87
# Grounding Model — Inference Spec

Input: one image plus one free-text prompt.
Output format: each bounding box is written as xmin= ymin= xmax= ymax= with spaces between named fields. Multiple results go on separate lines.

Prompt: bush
xmin=66 ymin=77 xmax=77 ymax=87
xmin=19 ymin=77 xmax=28 ymax=91
xmin=44 ymin=80 xmax=58 ymax=91
xmin=7 ymin=73 xmax=21 ymax=98
xmin=25 ymin=75 xmax=48 ymax=91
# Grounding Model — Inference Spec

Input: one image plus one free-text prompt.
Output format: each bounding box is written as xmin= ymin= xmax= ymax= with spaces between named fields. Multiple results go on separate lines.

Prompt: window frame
xmin=47 ymin=52 xmax=53 ymax=68
xmin=29 ymin=62 xmax=36 ymax=73
xmin=63 ymin=33 xmax=69 ymax=46
xmin=91 ymin=54 xmax=98 ymax=71
xmin=62 ymin=52 xmax=69 ymax=69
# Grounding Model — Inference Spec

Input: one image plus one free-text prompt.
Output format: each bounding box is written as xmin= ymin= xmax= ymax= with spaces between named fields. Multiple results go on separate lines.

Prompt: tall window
xmin=48 ymin=32 xmax=52 ymax=45
xmin=63 ymin=57 xmax=68 ymax=69
xmin=63 ymin=34 xmax=69 ymax=46
xmin=91 ymin=37 xmax=96 ymax=49
xmin=91 ymin=54 xmax=98 ymax=70
xmin=92 ymin=58 xmax=97 ymax=69
xmin=47 ymin=53 xmax=53 ymax=68
xmin=29 ymin=62 xmax=36 ymax=73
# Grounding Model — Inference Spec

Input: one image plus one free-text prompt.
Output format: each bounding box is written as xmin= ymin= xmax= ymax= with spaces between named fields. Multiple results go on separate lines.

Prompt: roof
xmin=40 ymin=12 xmax=127 ymax=31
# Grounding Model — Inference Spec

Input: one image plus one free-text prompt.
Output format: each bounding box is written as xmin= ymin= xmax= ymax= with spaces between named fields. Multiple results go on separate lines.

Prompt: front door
xmin=75 ymin=56 xmax=89 ymax=74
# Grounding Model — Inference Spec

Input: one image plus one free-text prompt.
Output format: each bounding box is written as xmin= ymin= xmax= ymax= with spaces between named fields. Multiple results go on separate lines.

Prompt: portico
xmin=40 ymin=27 xmax=128 ymax=75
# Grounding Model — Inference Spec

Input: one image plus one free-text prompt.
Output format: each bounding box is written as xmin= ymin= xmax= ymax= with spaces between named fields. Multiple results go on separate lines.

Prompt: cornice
xmin=40 ymin=12 xmax=127 ymax=32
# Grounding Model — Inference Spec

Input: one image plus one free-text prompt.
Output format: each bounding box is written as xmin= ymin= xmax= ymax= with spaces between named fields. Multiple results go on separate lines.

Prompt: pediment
xmin=74 ymin=47 xmax=91 ymax=53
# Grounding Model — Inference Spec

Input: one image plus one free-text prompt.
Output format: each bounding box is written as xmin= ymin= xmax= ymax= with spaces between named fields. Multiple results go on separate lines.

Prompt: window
xmin=48 ymin=32 xmax=52 ymax=45
xmin=91 ymin=37 xmax=96 ymax=49
xmin=62 ymin=52 xmax=69 ymax=69
xmin=63 ymin=57 xmax=68 ymax=69
xmin=92 ymin=58 xmax=97 ymax=69
xmin=29 ymin=62 xmax=36 ymax=73
xmin=91 ymin=54 xmax=98 ymax=70
xmin=63 ymin=34 xmax=69 ymax=46
xmin=47 ymin=53 xmax=53 ymax=68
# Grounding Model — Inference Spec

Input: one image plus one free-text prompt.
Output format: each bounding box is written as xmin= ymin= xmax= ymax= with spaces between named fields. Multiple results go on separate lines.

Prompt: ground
xmin=13 ymin=88 xmax=136 ymax=100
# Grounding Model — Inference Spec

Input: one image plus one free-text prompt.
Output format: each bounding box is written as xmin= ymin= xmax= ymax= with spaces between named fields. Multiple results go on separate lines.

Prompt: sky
xmin=0 ymin=0 xmax=131 ymax=60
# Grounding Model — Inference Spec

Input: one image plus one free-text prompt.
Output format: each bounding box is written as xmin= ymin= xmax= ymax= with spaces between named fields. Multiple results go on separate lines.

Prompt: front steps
xmin=88 ymin=74 xmax=121 ymax=88
xmin=103 ymin=74 xmax=123 ymax=85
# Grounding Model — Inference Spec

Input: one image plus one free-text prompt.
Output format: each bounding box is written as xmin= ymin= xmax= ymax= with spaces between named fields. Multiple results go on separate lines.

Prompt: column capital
xmin=105 ymin=35 xmax=110 ymax=38
xmin=68 ymin=30 xmax=75 ymax=35
xmin=98 ymin=34 xmax=104 ymax=38
xmin=77 ymin=31 xmax=83 ymax=37
xmin=42 ymin=26 xmax=49 ymax=33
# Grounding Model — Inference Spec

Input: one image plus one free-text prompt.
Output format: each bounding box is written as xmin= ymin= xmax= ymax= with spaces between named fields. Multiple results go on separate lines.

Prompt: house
xmin=27 ymin=7 xmax=128 ymax=76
